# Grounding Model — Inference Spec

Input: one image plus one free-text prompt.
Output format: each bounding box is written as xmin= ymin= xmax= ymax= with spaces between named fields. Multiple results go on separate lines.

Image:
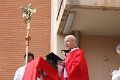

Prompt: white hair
xmin=65 ymin=35 xmax=76 ymax=42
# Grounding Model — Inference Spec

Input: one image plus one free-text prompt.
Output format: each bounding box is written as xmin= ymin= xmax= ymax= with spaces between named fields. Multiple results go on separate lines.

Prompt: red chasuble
xmin=64 ymin=48 xmax=89 ymax=80
xmin=22 ymin=57 xmax=58 ymax=80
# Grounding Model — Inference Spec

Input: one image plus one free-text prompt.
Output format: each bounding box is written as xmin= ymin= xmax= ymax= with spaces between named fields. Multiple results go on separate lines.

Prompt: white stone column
xmin=72 ymin=31 xmax=81 ymax=48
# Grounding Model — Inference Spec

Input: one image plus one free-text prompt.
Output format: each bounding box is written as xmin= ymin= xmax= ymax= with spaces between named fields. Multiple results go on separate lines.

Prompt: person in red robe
xmin=57 ymin=35 xmax=89 ymax=80
xmin=22 ymin=57 xmax=58 ymax=80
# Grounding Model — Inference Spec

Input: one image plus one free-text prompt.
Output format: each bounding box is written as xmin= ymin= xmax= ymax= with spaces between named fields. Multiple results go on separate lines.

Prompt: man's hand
xmin=57 ymin=60 xmax=65 ymax=66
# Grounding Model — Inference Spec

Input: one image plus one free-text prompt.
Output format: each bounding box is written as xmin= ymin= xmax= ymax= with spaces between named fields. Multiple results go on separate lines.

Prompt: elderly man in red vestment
xmin=57 ymin=35 xmax=89 ymax=80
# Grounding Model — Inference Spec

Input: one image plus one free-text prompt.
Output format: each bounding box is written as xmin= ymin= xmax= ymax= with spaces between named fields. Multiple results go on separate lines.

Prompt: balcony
xmin=57 ymin=0 xmax=120 ymax=36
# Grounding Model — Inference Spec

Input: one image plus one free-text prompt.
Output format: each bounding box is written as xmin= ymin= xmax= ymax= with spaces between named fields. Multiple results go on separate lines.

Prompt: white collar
xmin=70 ymin=47 xmax=79 ymax=52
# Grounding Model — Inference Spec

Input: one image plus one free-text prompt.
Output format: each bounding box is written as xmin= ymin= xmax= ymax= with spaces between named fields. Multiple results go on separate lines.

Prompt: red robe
xmin=63 ymin=48 xmax=89 ymax=80
xmin=22 ymin=57 xmax=58 ymax=80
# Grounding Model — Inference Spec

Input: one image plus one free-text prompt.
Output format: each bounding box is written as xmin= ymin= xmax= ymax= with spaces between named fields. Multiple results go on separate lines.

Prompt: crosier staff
xmin=20 ymin=4 xmax=36 ymax=65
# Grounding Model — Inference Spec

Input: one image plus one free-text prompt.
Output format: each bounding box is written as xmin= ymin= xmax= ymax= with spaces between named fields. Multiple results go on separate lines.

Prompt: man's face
xmin=64 ymin=38 xmax=73 ymax=50
xmin=28 ymin=56 xmax=34 ymax=63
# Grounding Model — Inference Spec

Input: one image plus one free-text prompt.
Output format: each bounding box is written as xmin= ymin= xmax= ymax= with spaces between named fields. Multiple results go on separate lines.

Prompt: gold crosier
xmin=20 ymin=4 xmax=36 ymax=65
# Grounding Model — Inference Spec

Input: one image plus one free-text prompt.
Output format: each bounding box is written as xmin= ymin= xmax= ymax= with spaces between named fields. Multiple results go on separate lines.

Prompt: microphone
xmin=61 ymin=50 xmax=70 ymax=53
xmin=61 ymin=50 xmax=70 ymax=56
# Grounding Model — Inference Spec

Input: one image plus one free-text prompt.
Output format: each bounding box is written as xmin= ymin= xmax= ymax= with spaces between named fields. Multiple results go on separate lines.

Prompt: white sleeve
xmin=13 ymin=69 xmax=20 ymax=80
xmin=13 ymin=66 xmax=25 ymax=80
xmin=112 ymin=70 xmax=120 ymax=80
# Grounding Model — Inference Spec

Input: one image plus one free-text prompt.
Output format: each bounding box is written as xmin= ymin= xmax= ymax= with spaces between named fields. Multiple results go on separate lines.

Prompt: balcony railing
xmin=66 ymin=0 xmax=120 ymax=7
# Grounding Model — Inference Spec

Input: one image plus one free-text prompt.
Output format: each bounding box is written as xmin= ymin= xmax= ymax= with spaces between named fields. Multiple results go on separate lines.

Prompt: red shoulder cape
xmin=22 ymin=57 xmax=58 ymax=80
xmin=64 ymin=49 xmax=89 ymax=80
